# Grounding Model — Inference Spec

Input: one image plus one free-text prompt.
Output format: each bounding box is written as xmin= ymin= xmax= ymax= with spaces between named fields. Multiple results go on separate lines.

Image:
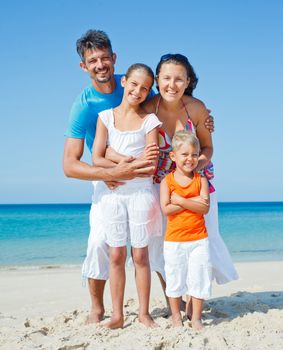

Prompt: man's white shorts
xmin=164 ymin=238 xmax=212 ymax=299
xmin=82 ymin=202 xmax=110 ymax=280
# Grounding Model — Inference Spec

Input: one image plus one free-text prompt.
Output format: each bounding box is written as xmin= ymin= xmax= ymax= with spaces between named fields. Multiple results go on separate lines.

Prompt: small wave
xmin=236 ymin=249 xmax=282 ymax=253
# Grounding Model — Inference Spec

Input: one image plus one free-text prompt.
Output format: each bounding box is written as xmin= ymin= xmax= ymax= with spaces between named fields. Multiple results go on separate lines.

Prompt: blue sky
xmin=1 ymin=0 xmax=282 ymax=203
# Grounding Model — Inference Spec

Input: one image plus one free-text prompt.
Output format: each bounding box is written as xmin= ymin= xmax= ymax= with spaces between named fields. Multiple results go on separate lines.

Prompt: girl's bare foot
xmin=171 ymin=314 xmax=183 ymax=328
xmin=85 ymin=307 xmax=104 ymax=324
xmin=139 ymin=314 xmax=159 ymax=328
xmin=104 ymin=315 xmax=124 ymax=329
xmin=191 ymin=319 xmax=204 ymax=331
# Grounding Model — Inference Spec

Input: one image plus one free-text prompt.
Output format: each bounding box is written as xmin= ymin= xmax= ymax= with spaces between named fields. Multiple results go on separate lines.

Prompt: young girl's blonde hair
xmin=172 ymin=130 xmax=200 ymax=152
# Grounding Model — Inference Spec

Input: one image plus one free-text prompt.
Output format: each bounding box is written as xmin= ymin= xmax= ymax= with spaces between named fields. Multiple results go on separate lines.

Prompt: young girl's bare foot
xmin=139 ymin=314 xmax=159 ymax=328
xmin=85 ymin=307 xmax=104 ymax=324
xmin=191 ymin=319 xmax=204 ymax=331
xmin=171 ymin=314 xmax=183 ymax=328
xmin=104 ymin=316 xmax=124 ymax=329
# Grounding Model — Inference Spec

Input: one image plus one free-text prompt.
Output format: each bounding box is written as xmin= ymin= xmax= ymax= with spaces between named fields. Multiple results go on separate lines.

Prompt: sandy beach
xmin=0 ymin=261 xmax=283 ymax=350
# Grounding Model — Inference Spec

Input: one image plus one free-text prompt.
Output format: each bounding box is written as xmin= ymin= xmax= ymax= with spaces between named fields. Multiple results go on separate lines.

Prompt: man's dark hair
xmin=76 ymin=30 xmax=113 ymax=61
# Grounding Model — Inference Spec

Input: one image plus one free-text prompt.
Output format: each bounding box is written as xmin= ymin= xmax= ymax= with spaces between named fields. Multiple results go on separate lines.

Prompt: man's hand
xmin=104 ymin=180 xmax=125 ymax=190
xmin=111 ymin=157 xmax=155 ymax=181
xmin=205 ymin=109 xmax=214 ymax=133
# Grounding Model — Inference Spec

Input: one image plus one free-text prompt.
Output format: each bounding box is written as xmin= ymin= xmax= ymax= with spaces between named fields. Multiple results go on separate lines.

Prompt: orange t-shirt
xmin=164 ymin=172 xmax=208 ymax=242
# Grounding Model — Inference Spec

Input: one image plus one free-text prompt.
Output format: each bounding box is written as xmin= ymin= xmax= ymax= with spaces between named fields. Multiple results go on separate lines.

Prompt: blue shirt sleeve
xmin=64 ymin=95 xmax=88 ymax=139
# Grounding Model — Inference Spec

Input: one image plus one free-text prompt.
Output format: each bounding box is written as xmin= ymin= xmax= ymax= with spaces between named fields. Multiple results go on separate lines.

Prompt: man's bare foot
xmin=191 ymin=319 xmax=204 ymax=331
xmin=85 ymin=308 xmax=104 ymax=324
xmin=171 ymin=314 xmax=183 ymax=328
xmin=104 ymin=316 xmax=124 ymax=329
xmin=139 ymin=314 xmax=159 ymax=328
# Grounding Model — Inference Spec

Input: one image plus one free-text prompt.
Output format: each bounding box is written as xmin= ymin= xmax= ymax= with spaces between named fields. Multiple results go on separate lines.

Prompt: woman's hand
xmin=195 ymin=157 xmax=210 ymax=172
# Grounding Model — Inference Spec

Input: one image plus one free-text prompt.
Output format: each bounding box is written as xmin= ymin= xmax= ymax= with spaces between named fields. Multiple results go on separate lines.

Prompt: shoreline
xmin=1 ymin=258 xmax=283 ymax=271
xmin=1 ymin=261 xmax=283 ymax=349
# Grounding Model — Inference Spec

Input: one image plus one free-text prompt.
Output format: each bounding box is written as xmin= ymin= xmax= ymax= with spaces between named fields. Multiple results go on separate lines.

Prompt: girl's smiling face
xmin=122 ymin=69 xmax=153 ymax=105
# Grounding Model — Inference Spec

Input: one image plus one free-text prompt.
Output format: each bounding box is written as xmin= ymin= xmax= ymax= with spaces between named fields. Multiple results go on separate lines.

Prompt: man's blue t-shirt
xmin=65 ymin=74 xmax=124 ymax=153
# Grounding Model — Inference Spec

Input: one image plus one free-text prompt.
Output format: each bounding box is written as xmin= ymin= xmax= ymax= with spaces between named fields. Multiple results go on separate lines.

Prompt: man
xmin=63 ymin=29 xmax=214 ymax=324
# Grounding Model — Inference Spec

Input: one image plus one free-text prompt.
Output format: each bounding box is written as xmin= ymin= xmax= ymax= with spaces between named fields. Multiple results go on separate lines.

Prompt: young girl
xmin=160 ymin=130 xmax=212 ymax=330
xmin=91 ymin=63 xmax=162 ymax=329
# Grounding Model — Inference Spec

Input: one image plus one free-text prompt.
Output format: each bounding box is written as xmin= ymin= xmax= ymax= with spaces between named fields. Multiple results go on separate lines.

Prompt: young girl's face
xmin=170 ymin=142 xmax=199 ymax=174
xmin=156 ymin=63 xmax=189 ymax=102
xmin=122 ymin=69 xmax=153 ymax=105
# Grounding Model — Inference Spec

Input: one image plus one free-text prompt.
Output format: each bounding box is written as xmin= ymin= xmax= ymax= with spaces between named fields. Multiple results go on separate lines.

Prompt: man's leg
xmin=86 ymin=278 xmax=106 ymax=323
xmin=83 ymin=203 xmax=110 ymax=324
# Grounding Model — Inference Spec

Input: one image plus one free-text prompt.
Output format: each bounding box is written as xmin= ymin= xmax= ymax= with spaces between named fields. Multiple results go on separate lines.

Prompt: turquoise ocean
xmin=0 ymin=202 xmax=283 ymax=267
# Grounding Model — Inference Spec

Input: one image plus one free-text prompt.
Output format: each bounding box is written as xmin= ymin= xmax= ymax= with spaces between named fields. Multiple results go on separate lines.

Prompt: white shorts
xmin=164 ymin=238 xmax=212 ymax=299
xmin=82 ymin=181 xmax=162 ymax=280
xmin=82 ymin=202 xmax=110 ymax=280
xmin=95 ymin=182 xmax=162 ymax=248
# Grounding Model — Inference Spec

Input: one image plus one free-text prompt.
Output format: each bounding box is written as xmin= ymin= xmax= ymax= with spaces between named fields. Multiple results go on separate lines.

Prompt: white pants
xmin=164 ymin=239 xmax=212 ymax=299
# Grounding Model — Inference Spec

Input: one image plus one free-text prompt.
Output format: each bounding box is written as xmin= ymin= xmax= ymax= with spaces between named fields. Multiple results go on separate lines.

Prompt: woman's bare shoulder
xmin=183 ymin=95 xmax=207 ymax=112
xmin=142 ymin=94 xmax=160 ymax=113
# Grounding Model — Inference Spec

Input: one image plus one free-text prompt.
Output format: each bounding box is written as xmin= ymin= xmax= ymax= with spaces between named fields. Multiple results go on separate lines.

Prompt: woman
xmin=143 ymin=54 xmax=238 ymax=299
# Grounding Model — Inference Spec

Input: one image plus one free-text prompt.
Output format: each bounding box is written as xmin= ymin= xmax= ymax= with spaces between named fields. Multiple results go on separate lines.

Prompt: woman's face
xmin=156 ymin=62 xmax=190 ymax=102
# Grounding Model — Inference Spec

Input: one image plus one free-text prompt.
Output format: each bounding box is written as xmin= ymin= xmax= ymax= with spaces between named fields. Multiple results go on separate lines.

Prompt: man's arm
xmin=63 ymin=138 xmax=155 ymax=181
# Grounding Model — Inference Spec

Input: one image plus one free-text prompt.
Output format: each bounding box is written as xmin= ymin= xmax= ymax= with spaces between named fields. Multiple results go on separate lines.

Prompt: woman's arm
xmin=190 ymin=100 xmax=213 ymax=171
xmin=92 ymin=117 xmax=117 ymax=168
xmin=170 ymin=177 xmax=210 ymax=214
xmin=196 ymin=108 xmax=213 ymax=171
xmin=160 ymin=178 xmax=184 ymax=216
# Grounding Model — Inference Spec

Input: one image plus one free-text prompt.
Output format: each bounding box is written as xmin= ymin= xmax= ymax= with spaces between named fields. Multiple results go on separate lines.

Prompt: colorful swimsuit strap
xmin=181 ymin=99 xmax=195 ymax=132
xmin=155 ymin=96 xmax=161 ymax=114
xmin=156 ymin=96 xmax=194 ymax=132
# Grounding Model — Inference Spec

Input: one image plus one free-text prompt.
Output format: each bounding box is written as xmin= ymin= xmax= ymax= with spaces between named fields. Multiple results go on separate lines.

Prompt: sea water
xmin=0 ymin=202 xmax=283 ymax=267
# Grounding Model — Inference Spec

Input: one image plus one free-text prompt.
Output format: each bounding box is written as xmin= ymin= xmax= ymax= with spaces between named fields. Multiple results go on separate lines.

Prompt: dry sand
xmin=0 ymin=261 xmax=283 ymax=349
